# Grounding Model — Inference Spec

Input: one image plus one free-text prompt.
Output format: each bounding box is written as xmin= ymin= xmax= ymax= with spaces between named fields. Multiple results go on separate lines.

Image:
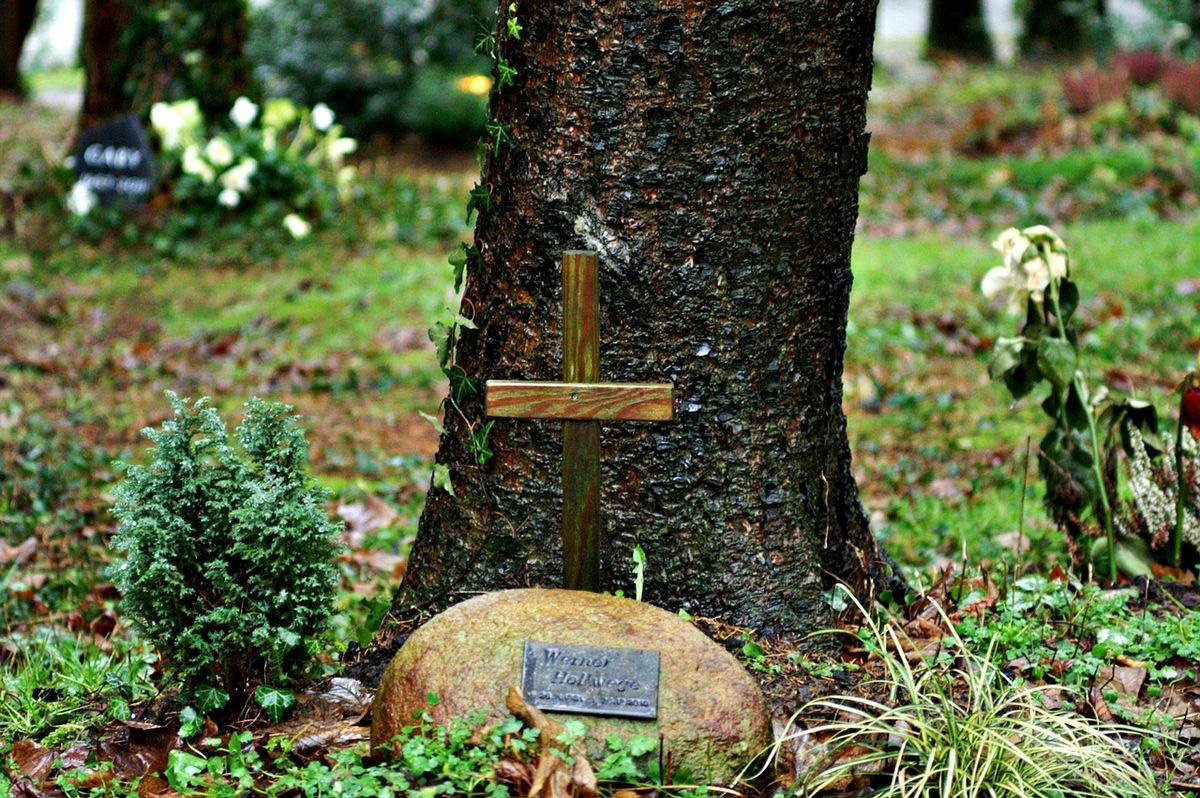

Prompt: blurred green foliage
xmin=96 ymin=0 xmax=253 ymax=121
xmin=247 ymin=0 xmax=492 ymax=141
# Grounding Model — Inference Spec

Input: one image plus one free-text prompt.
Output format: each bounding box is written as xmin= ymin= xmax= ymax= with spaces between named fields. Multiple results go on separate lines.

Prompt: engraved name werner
xmin=521 ymin=641 xmax=660 ymax=720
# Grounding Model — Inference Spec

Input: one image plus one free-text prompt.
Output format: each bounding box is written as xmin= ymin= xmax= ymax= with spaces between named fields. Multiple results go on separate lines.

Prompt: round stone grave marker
xmin=371 ymin=588 xmax=773 ymax=783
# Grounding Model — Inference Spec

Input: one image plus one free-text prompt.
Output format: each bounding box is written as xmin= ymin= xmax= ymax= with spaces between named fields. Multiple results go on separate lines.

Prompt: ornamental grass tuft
xmin=793 ymin=590 xmax=1162 ymax=798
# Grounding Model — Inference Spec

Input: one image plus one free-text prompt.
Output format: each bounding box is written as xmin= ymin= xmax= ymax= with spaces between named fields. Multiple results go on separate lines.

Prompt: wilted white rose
xmin=993 ymin=227 xmax=1031 ymax=272
xmin=983 ymin=223 xmax=1073 ymax=313
xmin=205 ymin=137 xmax=235 ymax=168
xmin=1022 ymin=256 xmax=1051 ymax=303
xmin=66 ymin=181 xmax=97 ymax=216
xmin=312 ymin=103 xmax=335 ymax=132
xmin=327 ymin=136 xmax=357 ymax=167
xmin=229 ymin=96 xmax=259 ymax=130
xmin=150 ymin=99 xmax=202 ymax=150
xmin=220 ymin=158 xmax=258 ymax=193
xmin=218 ymin=188 xmax=240 ymax=208
xmin=181 ymin=144 xmax=216 ymax=184
xmin=283 ymin=213 xmax=311 ymax=239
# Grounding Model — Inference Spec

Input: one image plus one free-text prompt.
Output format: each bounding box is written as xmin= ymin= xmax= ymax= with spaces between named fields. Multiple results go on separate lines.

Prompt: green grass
xmin=0 ymin=630 xmax=157 ymax=746
xmin=25 ymin=68 xmax=84 ymax=95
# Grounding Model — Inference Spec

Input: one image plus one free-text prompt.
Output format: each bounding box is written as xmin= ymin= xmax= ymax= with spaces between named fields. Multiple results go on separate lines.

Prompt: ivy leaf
xmin=432 ymin=463 xmax=455 ymax=497
xmin=466 ymin=184 xmax=492 ymax=224
xmin=507 ymin=3 xmax=522 ymax=38
xmin=470 ymin=420 xmax=495 ymax=465
xmin=1036 ymin=337 xmax=1077 ymax=391
xmin=429 ymin=322 xmax=452 ymax=368
xmin=741 ymin=640 xmax=764 ymax=660
xmin=444 ymin=366 xmax=479 ymax=403
xmin=178 ymin=706 xmax=204 ymax=739
xmin=254 ymin=685 xmax=296 ymax=723
xmin=454 ymin=312 xmax=478 ymax=330
xmin=419 ymin=410 xmax=445 ymax=435
xmin=193 ymin=685 xmax=229 ymax=714
xmin=165 ymin=750 xmax=209 ymax=792
xmin=497 ymin=60 xmax=517 ymax=90
xmin=449 ymin=246 xmax=469 ymax=293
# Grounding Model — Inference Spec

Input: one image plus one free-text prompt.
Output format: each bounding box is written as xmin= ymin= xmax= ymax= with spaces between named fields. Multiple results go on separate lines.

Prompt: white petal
xmin=980 ymin=266 xmax=1012 ymax=300
xmin=1024 ymin=259 xmax=1051 ymax=293
xmin=1047 ymin=251 xmax=1069 ymax=280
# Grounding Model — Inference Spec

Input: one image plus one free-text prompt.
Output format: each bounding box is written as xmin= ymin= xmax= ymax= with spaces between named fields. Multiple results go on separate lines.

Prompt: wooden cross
xmin=485 ymin=250 xmax=675 ymax=592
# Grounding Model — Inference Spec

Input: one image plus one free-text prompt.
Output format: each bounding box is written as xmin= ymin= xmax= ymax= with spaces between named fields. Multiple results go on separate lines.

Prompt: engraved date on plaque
xmin=521 ymin=641 xmax=660 ymax=720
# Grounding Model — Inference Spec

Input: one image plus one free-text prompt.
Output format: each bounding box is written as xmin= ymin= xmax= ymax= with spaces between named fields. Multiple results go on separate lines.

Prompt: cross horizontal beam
xmin=486 ymin=381 xmax=675 ymax=422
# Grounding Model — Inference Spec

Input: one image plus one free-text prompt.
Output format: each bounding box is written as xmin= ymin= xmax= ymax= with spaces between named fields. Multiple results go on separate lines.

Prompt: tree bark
xmin=927 ymin=0 xmax=993 ymax=61
xmin=80 ymin=0 xmax=131 ymax=128
xmin=365 ymin=0 xmax=887 ymax=675
xmin=0 ymin=0 xmax=39 ymax=100
xmin=1020 ymin=0 xmax=1106 ymax=58
xmin=81 ymin=0 xmax=251 ymax=129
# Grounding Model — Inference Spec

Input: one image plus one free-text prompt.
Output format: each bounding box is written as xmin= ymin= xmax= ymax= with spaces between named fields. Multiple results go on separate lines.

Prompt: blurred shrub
xmin=400 ymin=66 xmax=489 ymax=147
xmin=1163 ymin=60 xmax=1200 ymax=114
xmin=390 ymin=175 xmax=472 ymax=247
xmin=1112 ymin=50 xmax=1167 ymax=87
xmin=1060 ymin=63 xmax=1127 ymax=115
xmin=247 ymin=0 xmax=492 ymax=142
xmin=86 ymin=0 xmax=253 ymax=125
xmin=62 ymin=96 xmax=357 ymax=255
xmin=1134 ymin=0 xmax=1200 ymax=55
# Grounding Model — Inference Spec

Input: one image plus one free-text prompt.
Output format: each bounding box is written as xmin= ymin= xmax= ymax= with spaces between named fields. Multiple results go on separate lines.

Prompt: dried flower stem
xmin=1174 ymin=384 xmax=1188 ymax=568
xmin=1049 ymin=291 xmax=1116 ymax=581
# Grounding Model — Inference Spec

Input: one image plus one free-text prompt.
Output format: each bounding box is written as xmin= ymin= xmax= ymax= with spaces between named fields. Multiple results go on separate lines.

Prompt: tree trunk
xmin=81 ymin=0 xmax=251 ymax=130
xmin=927 ymin=0 xmax=993 ymax=61
xmin=1020 ymin=0 xmax=1106 ymax=58
xmin=364 ymin=0 xmax=888 ymax=676
xmin=0 ymin=0 xmax=39 ymax=100
xmin=80 ymin=0 xmax=131 ymax=128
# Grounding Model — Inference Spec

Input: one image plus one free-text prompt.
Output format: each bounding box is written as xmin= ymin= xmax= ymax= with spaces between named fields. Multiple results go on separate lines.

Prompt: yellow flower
xmin=455 ymin=74 xmax=493 ymax=96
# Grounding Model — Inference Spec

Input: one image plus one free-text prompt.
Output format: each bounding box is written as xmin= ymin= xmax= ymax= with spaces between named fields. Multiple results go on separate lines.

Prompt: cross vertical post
xmin=562 ymin=251 xmax=602 ymax=591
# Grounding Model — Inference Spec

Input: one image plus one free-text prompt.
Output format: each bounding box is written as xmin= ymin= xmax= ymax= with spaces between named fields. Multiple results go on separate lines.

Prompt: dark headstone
xmin=522 ymin=641 xmax=659 ymax=720
xmin=74 ymin=114 xmax=155 ymax=205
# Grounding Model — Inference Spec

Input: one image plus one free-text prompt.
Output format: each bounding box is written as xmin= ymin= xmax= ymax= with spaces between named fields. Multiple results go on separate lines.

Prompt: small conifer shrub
xmin=113 ymin=393 xmax=340 ymax=701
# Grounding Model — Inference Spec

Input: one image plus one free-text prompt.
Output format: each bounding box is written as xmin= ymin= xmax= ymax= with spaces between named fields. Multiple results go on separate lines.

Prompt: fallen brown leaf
xmin=506 ymin=687 xmax=598 ymax=798
xmin=11 ymin=739 xmax=55 ymax=783
xmin=337 ymin=495 xmax=399 ymax=546
xmin=1 ymin=536 xmax=37 ymax=566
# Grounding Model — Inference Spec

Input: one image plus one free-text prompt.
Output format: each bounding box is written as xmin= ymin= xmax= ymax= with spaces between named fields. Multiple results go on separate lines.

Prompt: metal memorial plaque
xmin=522 ymin=641 xmax=659 ymax=720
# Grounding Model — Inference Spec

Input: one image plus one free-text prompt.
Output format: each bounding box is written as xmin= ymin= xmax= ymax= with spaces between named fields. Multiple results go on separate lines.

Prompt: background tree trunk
xmin=0 ymin=0 xmax=39 ymax=99
xmin=364 ymin=0 xmax=888 ymax=676
xmin=927 ymin=0 xmax=993 ymax=61
xmin=1020 ymin=0 xmax=1107 ymax=58
xmin=80 ymin=0 xmax=131 ymax=127
xmin=81 ymin=0 xmax=251 ymax=129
